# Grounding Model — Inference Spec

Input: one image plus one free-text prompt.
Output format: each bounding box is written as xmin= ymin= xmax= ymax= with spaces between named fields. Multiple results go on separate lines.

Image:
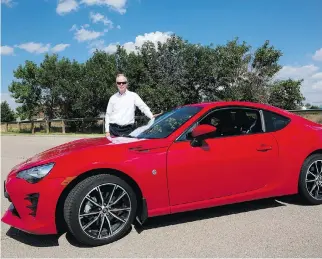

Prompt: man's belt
xmin=110 ymin=123 xmax=134 ymax=129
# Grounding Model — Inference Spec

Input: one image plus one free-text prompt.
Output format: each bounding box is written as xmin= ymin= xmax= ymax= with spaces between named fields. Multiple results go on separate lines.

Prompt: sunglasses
xmin=117 ymin=81 xmax=127 ymax=85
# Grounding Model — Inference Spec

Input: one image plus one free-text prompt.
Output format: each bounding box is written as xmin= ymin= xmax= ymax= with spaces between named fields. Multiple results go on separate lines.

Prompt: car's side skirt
xmin=169 ymin=185 xmax=297 ymax=215
xmin=144 ymin=184 xmax=298 ymax=220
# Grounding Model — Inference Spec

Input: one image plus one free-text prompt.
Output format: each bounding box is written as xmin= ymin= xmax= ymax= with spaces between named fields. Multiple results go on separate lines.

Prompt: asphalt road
xmin=1 ymin=135 xmax=322 ymax=258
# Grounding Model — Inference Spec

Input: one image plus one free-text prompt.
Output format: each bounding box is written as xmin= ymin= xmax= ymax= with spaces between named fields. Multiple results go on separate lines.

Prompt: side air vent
xmin=24 ymin=193 xmax=39 ymax=217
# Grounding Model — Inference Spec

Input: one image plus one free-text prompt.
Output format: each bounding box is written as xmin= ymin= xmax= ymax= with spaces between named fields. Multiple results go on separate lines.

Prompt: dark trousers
xmin=109 ymin=123 xmax=134 ymax=137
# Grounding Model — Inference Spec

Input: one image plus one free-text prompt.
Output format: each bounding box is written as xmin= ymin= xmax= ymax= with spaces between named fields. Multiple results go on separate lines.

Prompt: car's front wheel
xmin=299 ymin=154 xmax=322 ymax=205
xmin=63 ymin=174 xmax=137 ymax=246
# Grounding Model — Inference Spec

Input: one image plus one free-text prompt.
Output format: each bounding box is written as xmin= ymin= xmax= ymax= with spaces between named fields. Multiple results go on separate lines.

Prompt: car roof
xmin=184 ymin=101 xmax=295 ymax=117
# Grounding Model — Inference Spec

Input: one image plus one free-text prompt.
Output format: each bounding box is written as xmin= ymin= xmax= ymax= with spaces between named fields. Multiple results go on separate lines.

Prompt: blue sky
xmin=1 ymin=0 xmax=322 ymax=109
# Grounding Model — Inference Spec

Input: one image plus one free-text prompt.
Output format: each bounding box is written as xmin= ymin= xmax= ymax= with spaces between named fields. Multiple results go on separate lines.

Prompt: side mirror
xmin=190 ymin=124 xmax=217 ymax=147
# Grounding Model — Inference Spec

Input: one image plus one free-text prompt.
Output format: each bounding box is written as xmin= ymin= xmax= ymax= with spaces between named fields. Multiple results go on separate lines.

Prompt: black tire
xmin=298 ymin=154 xmax=322 ymax=205
xmin=63 ymin=174 xmax=137 ymax=246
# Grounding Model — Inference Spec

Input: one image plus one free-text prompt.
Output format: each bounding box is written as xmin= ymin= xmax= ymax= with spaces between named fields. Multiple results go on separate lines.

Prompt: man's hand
xmin=106 ymin=132 xmax=110 ymax=137
xmin=153 ymin=112 xmax=162 ymax=118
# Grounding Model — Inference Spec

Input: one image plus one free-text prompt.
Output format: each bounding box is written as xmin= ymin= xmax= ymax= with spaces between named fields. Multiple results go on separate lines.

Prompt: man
xmin=105 ymin=74 xmax=156 ymax=137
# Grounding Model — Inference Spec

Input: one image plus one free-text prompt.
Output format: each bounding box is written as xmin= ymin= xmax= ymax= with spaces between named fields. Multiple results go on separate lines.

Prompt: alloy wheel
xmin=305 ymin=160 xmax=322 ymax=201
xmin=78 ymin=183 xmax=132 ymax=240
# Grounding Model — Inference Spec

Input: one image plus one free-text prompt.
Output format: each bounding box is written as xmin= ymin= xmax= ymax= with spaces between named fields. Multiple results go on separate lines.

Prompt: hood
xmin=32 ymin=137 xmax=109 ymax=161
xmin=10 ymin=136 xmax=168 ymax=173
xmin=10 ymin=137 xmax=108 ymax=172
xmin=23 ymin=137 xmax=145 ymax=163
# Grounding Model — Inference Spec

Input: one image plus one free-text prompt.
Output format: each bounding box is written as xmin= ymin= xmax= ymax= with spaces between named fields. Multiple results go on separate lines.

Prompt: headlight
xmin=16 ymin=163 xmax=55 ymax=184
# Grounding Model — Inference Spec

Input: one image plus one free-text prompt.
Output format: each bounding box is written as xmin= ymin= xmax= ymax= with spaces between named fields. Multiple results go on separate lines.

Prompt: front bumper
xmin=2 ymin=176 xmax=65 ymax=235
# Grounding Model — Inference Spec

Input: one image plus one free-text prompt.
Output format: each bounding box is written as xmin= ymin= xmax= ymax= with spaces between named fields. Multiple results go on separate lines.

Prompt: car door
xmin=166 ymin=107 xmax=279 ymax=206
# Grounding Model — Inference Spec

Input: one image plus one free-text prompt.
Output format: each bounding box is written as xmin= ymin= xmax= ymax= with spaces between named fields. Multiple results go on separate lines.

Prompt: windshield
xmin=129 ymin=106 xmax=203 ymax=139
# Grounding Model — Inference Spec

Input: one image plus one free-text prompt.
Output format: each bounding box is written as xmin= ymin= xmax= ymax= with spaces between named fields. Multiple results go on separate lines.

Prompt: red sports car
xmin=2 ymin=101 xmax=322 ymax=246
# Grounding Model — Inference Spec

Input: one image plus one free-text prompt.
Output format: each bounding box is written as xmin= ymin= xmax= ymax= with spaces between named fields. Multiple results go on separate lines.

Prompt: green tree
xmin=268 ymin=79 xmax=305 ymax=110
xmin=6 ymin=34 xmax=307 ymax=121
xmin=246 ymin=40 xmax=283 ymax=103
xmin=305 ymin=103 xmax=312 ymax=109
xmin=1 ymin=101 xmax=15 ymax=122
xmin=56 ymin=58 xmax=85 ymax=118
xmin=38 ymin=54 xmax=62 ymax=120
xmin=305 ymin=103 xmax=320 ymax=109
xmin=8 ymin=60 xmax=41 ymax=120
xmin=206 ymin=38 xmax=252 ymax=101
xmin=79 ymin=50 xmax=117 ymax=117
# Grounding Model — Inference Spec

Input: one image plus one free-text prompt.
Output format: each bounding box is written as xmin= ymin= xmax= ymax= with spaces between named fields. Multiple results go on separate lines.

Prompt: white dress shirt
xmin=105 ymin=90 xmax=153 ymax=132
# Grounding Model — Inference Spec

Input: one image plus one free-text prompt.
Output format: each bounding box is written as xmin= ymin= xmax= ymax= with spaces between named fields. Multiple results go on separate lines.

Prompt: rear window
xmin=262 ymin=110 xmax=291 ymax=132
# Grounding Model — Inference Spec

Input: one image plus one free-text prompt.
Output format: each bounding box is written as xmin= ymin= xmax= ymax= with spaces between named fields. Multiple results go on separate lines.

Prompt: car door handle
xmin=256 ymin=144 xmax=272 ymax=151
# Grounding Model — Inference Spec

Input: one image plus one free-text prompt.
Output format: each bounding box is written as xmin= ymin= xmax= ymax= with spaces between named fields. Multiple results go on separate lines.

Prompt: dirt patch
xmin=298 ymin=114 xmax=322 ymax=124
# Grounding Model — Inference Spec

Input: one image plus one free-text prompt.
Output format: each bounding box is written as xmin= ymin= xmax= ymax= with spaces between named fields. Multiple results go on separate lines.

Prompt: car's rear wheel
xmin=63 ymin=174 xmax=137 ymax=246
xmin=299 ymin=154 xmax=322 ymax=205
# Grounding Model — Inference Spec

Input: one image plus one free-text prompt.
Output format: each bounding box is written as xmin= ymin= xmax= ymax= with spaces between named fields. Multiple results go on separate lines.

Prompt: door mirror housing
xmin=189 ymin=124 xmax=217 ymax=147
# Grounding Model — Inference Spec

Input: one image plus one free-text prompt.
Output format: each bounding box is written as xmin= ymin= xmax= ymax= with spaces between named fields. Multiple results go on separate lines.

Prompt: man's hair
xmin=116 ymin=73 xmax=127 ymax=81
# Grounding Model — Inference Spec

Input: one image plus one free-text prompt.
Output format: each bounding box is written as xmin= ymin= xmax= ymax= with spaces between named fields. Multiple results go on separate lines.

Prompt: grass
xmin=302 ymin=114 xmax=322 ymax=124
xmin=1 ymin=113 xmax=321 ymax=137
xmin=0 ymin=132 xmax=104 ymax=137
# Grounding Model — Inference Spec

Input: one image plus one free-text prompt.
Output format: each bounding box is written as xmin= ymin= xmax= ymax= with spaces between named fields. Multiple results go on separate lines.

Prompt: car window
xmin=131 ymin=106 xmax=203 ymax=139
xmin=262 ymin=110 xmax=290 ymax=132
xmin=179 ymin=107 xmax=263 ymax=140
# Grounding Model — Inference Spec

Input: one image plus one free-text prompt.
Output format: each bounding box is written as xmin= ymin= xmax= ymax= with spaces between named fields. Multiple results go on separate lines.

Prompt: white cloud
xmin=116 ymin=25 xmax=121 ymax=29
xmin=81 ymin=0 xmax=127 ymax=14
xmin=72 ymin=25 xmax=104 ymax=42
xmin=104 ymin=43 xmax=118 ymax=53
xmin=15 ymin=42 xmax=51 ymax=54
xmin=7 ymin=42 xmax=70 ymax=54
xmin=276 ymin=65 xmax=319 ymax=80
xmin=312 ymin=72 xmax=322 ymax=80
xmin=70 ymin=24 xmax=78 ymax=31
xmin=90 ymin=11 xmax=113 ymax=29
xmin=1 ymin=0 xmax=15 ymax=7
xmin=0 ymin=45 xmax=14 ymax=55
xmin=312 ymin=80 xmax=322 ymax=90
xmin=90 ymin=11 xmax=104 ymax=23
xmin=126 ymin=31 xmax=172 ymax=51
xmin=312 ymin=48 xmax=322 ymax=62
xmin=91 ymin=31 xmax=172 ymax=54
xmin=51 ymin=44 xmax=70 ymax=52
xmin=89 ymin=40 xmax=118 ymax=54
xmin=276 ymin=64 xmax=322 ymax=105
xmin=56 ymin=0 xmax=78 ymax=15
xmin=56 ymin=0 xmax=127 ymax=16
xmin=88 ymin=40 xmax=109 ymax=53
